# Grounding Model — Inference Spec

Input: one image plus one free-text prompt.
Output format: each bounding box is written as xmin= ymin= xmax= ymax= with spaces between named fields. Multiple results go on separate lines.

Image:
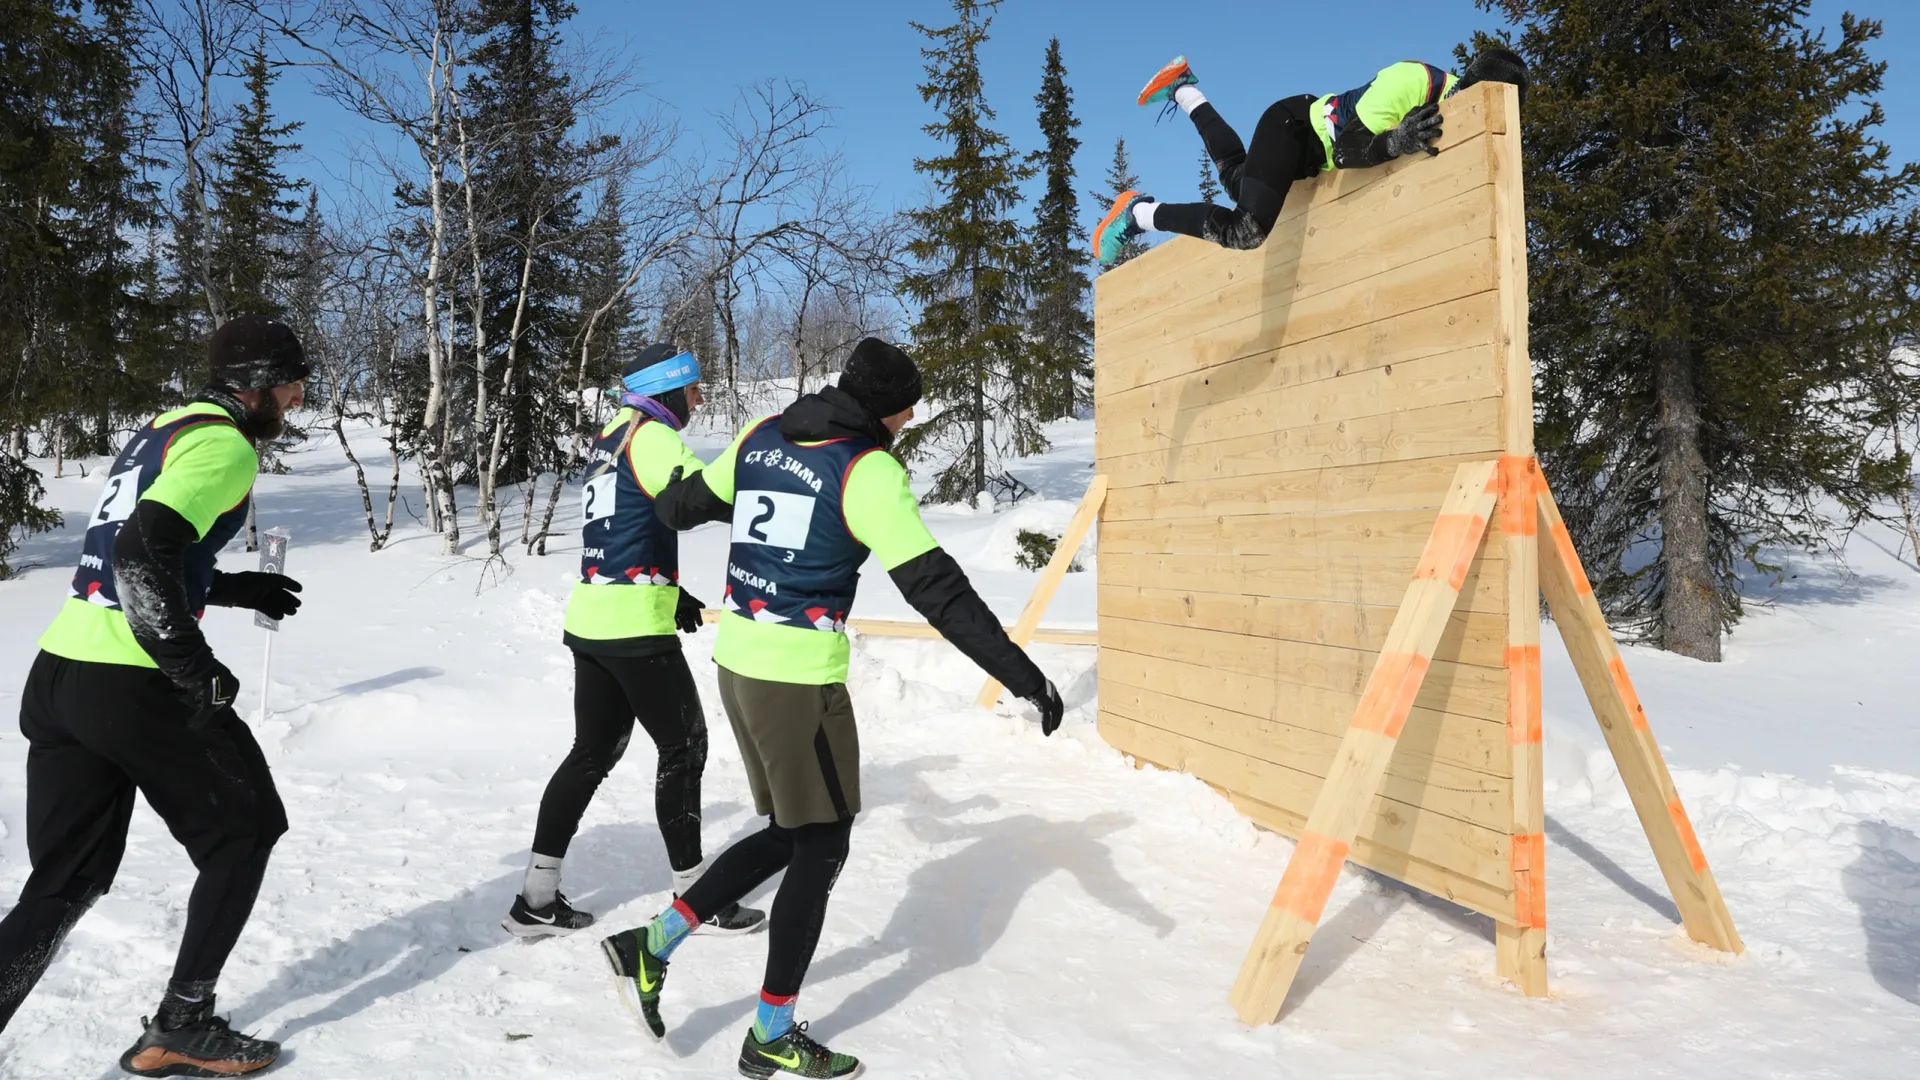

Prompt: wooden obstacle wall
xmin=1093 ymin=83 xmax=1544 ymax=972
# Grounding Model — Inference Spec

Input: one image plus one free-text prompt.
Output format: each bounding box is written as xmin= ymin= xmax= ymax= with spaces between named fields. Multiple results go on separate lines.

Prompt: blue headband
xmin=622 ymin=350 xmax=701 ymax=396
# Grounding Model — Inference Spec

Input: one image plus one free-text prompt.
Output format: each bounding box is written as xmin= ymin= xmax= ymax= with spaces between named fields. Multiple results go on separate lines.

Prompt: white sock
xmin=523 ymin=853 xmax=563 ymax=908
xmin=1174 ymin=84 xmax=1208 ymax=115
xmin=672 ymin=860 xmax=707 ymax=898
xmin=1131 ymin=199 xmax=1158 ymax=232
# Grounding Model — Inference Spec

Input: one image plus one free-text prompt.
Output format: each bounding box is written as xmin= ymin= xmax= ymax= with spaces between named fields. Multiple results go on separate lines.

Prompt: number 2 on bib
xmin=732 ymin=489 xmax=815 ymax=551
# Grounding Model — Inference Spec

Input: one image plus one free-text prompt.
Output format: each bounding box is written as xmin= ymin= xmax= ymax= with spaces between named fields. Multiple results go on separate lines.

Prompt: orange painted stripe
xmin=1498 ymin=456 xmax=1539 ymax=538
xmin=1504 ymin=644 xmax=1542 ymax=745
xmin=1666 ymin=797 xmax=1709 ymax=873
xmin=1511 ymin=832 xmax=1547 ymax=928
xmin=1414 ymin=512 xmax=1488 ymax=590
xmin=1350 ymin=651 xmax=1431 ymax=739
xmin=1271 ymin=831 xmax=1351 ymax=924
xmin=1544 ymin=514 xmax=1593 ymax=596
xmin=1606 ymin=656 xmax=1651 ymax=731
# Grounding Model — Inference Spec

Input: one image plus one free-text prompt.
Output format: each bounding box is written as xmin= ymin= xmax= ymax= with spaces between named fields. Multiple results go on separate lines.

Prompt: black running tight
xmin=1153 ymin=95 xmax=1325 ymax=250
xmin=531 ymin=650 xmax=708 ymax=872
xmin=679 ymin=817 xmax=852 ymax=997
xmin=0 ymin=653 xmax=287 ymax=1031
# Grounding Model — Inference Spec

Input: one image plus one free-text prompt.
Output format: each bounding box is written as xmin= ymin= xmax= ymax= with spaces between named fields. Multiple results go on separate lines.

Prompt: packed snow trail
xmin=1 ymin=418 xmax=1917 ymax=1078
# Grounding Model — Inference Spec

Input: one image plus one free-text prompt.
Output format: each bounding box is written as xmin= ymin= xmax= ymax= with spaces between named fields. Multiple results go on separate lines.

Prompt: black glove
xmin=1385 ymin=103 xmax=1443 ymax=158
xmin=208 ymin=571 xmax=303 ymax=619
xmin=675 ymin=589 xmax=706 ymax=635
xmin=180 ymin=662 xmax=240 ymax=731
xmin=1025 ymin=679 xmax=1064 ymax=737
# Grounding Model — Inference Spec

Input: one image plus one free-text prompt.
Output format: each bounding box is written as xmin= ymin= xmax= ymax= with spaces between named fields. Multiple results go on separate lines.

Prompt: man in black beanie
xmin=596 ymin=337 xmax=1064 ymax=1077
xmin=0 ymin=314 xmax=308 ymax=1075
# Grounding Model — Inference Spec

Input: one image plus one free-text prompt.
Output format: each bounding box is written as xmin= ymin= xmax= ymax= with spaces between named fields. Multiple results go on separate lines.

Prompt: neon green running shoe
xmin=600 ymin=927 xmax=668 ymax=1039
xmin=737 ymin=1021 xmax=862 ymax=1079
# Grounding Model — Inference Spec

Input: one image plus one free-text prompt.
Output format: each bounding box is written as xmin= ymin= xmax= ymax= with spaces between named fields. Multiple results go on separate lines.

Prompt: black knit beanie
xmin=1459 ymin=48 xmax=1530 ymax=106
xmin=837 ymin=338 xmax=922 ymax=422
xmin=208 ymin=315 xmax=309 ymax=392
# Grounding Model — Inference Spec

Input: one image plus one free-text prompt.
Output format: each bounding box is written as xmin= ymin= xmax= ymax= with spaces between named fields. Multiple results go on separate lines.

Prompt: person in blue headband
xmin=501 ymin=342 xmax=766 ymax=939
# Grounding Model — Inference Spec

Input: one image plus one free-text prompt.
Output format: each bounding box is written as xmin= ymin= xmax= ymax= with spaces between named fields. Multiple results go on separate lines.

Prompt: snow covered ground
xmin=1 ymin=413 xmax=1917 ymax=1078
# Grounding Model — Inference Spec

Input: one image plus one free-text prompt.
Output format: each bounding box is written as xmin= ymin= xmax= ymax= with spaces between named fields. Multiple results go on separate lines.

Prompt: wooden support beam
xmin=1497 ymin=460 xmax=1547 ymax=996
xmin=1229 ymin=460 xmax=1500 ymax=1025
xmin=1534 ymin=481 xmax=1744 ymax=955
xmin=976 ymin=475 xmax=1109 ymax=707
xmin=1489 ymin=82 xmax=1549 ymax=998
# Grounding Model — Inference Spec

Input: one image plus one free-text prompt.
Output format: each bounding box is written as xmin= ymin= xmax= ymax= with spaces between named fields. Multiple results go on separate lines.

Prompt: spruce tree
xmin=1 ymin=0 xmax=165 ymax=575
xmin=1091 ymin=137 xmax=1146 ymax=268
xmin=1485 ymin=1 xmax=1920 ymax=659
xmin=1023 ymin=36 xmax=1090 ymax=422
xmin=210 ymin=34 xmax=306 ymax=322
xmin=900 ymin=0 xmax=1038 ymax=502
xmin=1198 ymin=146 xmax=1222 ymax=203
xmin=462 ymin=0 xmax=600 ymax=484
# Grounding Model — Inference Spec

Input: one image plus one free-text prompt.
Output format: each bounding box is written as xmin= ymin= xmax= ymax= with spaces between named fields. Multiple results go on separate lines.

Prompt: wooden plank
xmin=1102 ymin=456 xmax=1481 ymax=523
xmin=1097 ymin=585 xmax=1509 ymax=675
xmin=1536 ymin=482 xmax=1744 ymax=955
xmin=1096 ymin=544 xmax=1505 ymax=615
xmin=1219 ymin=787 xmax=1513 ymax=922
xmin=1100 ymin=713 xmax=1511 ymax=889
xmin=1100 ymin=682 xmax=1512 ymax=826
xmin=1096 ymin=289 xmax=1498 ymax=418
xmin=1230 ymin=460 xmax=1500 ymax=1025
xmin=1100 ymin=397 xmax=1505 ymax=491
xmin=1094 ymin=235 xmax=1503 ymax=387
xmin=1100 ymin=506 xmax=1508 ymax=563
xmin=1491 ymin=95 xmax=1547 ymax=992
xmin=1098 ymin=633 xmax=1507 ymax=724
xmin=1092 ymin=83 xmax=1502 ymax=314
xmin=1098 ymin=346 xmax=1501 ymax=462
xmin=1095 ymin=151 xmax=1498 ymax=340
xmin=1500 ymin=458 xmax=1547 ymax=997
xmin=1102 ymin=609 xmax=1505 ymax=682
xmin=977 ymin=476 xmax=1108 ymax=707
xmin=1098 ymin=648 xmax=1508 ymax=771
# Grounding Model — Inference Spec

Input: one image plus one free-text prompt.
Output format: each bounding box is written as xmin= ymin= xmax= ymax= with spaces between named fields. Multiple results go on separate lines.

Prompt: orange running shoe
xmin=1093 ymin=190 xmax=1153 ymax=267
xmin=1137 ymin=55 xmax=1197 ymax=107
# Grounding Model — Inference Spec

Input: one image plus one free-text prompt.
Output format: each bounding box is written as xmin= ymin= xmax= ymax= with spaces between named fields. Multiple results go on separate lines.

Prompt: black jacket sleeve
xmin=655 ymin=469 xmax=734 ymax=531
xmin=889 ymin=547 xmax=1046 ymax=700
xmin=114 ymin=500 xmax=221 ymax=687
xmin=1331 ymin=119 xmax=1396 ymax=170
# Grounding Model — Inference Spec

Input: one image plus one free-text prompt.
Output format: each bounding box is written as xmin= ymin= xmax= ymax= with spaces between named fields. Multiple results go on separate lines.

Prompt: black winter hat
xmin=209 ymin=315 xmax=309 ymax=391
xmin=837 ymin=338 xmax=922 ymax=422
xmin=1459 ymin=48 xmax=1530 ymax=106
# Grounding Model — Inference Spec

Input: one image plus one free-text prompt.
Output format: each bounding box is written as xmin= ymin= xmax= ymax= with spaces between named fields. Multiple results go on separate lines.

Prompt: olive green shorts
xmin=716 ymin=666 xmax=860 ymax=827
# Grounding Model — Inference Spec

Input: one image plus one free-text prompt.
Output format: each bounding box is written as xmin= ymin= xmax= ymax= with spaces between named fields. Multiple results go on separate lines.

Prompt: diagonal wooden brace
xmin=977 ymin=475 xmax=1109 ymax=708
xmin=1534 ymin=481 xmax=1743 ymax=954
xmin=1229 ymin=460 xmax=1502 ymax=1025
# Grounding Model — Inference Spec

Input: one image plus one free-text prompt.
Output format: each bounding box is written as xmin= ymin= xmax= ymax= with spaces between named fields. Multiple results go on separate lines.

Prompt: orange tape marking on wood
xmin=1498 ymin=456 xmax=1540 ymax=537
xmin=1666 ymin=797 xmax=1710 ymax=873
xmin=1350 ymin=652 xmax=1432 ymax=739
xmin=1504 ymin=644 xmax=1543 ymax=745
xmin=1270 ymin=832 xmax=1352 ymax=924
xmin=1547 ymin=517 xmax=1591 ymax=596
xmin=1606 ymin=656 xmax=1651 ymax=731
xmin=1414 ymin=512 xmax=1490 ymax=590
xmin=1511 ymin=831 xmax=1547 ymax=929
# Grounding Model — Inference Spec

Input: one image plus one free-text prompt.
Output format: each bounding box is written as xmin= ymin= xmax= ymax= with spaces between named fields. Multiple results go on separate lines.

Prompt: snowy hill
xmin=2 ymin=415 xmax=1917 ymax=1078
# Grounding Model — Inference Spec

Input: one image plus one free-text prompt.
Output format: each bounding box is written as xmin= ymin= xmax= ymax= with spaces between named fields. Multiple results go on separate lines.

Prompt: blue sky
xmin=281 ymin=0 xmax=1920 ymax=229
